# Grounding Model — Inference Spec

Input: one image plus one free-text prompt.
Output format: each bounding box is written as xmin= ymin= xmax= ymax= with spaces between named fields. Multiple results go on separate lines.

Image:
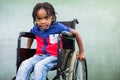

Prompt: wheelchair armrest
xmin=61 ymin=31 xmax=75 ymax=40
xmin=19 ymin=32 xmax=35 ymax=39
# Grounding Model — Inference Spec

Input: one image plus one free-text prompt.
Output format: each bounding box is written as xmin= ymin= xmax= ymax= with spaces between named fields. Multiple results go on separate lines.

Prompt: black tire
xmin=11 ymin=76 xmax=16 ymax=80
xmin=68 ymin=50 xmax=88 ymax=80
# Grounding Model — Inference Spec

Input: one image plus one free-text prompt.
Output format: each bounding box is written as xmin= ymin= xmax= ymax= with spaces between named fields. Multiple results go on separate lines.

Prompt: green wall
xmin=0 ymin=0 xmax=120 ymax=80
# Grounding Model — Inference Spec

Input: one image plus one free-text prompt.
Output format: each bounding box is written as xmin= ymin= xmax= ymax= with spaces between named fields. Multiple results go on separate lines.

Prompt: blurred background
xmin=0 ymin=0 xmax=120 ymax=80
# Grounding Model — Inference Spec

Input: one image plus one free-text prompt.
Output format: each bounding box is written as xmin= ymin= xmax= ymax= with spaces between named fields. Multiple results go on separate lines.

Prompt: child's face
xmin=35 ymin=8 xmax=53 ymax=30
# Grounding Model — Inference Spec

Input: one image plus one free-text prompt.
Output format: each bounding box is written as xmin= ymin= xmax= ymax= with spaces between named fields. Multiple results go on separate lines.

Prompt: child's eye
xmin=45 ymin=16 xmax=49 ymax=19
xmin=35 ymin=16 xmax=51 ymax=21
xmin=36 ymin=17 xmax=41 ymax=20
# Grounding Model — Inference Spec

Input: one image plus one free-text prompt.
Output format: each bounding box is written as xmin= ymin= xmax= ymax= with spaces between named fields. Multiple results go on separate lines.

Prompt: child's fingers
xmin=76 ymin=54 xmax=86 ymax=61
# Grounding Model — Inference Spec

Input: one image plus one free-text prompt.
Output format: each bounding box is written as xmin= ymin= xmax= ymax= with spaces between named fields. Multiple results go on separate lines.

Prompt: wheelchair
xmin=12 ymin=19 xmax=88 ymax=80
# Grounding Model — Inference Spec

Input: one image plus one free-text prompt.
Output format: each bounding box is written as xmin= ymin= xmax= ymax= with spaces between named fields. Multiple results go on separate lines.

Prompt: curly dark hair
xmin=32 ymin=2 xmax=57 ymax=25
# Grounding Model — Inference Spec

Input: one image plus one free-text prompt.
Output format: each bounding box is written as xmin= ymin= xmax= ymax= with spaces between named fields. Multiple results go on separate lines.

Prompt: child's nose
xmin=41 ymin=19 xmax=46 ymax=23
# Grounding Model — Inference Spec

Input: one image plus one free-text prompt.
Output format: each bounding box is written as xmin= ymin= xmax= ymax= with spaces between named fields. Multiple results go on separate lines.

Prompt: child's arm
xmin=27 ymin=38 xmax=34 ymax=48
xmin=70 ymin=28 xmax=85 ymax=60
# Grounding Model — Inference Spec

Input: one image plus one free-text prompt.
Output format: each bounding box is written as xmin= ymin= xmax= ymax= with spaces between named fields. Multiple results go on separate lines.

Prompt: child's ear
xmin=51 ymin=16 xmax=54 ymax=21
xmin=34 ymin=21 xmax=37 ymax=25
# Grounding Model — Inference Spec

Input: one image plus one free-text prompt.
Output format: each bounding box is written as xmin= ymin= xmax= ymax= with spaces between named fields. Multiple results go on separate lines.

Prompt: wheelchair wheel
xmin=68 ymin=50 xmax=88 ymax=80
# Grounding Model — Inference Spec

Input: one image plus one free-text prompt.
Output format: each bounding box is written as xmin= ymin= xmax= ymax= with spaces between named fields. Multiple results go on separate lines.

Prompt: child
xmin=16 ymin=2 xmax=85 ymax=80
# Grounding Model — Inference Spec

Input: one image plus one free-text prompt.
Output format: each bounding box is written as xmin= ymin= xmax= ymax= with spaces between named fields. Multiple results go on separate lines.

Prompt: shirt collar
xmin=35 ymin=21 xmax=57 ymax=31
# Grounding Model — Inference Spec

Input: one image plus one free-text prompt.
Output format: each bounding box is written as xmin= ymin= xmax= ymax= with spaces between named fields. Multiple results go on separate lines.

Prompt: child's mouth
xmin=41 ymin=25 xmax=49 ymax=30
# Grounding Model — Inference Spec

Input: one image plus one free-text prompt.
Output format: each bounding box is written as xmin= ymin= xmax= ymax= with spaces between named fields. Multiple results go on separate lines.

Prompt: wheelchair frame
xmin=12 ymin=19 xmax=88 ymax=80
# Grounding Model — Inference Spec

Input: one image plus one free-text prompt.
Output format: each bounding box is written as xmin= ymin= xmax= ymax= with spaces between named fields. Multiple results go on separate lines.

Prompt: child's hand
xmin=76 ymin=52 xmax=86 ymax=61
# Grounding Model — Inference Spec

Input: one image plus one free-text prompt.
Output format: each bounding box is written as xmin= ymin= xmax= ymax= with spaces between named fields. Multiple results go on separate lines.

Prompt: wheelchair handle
xmin=19 ymin=32 xmax=35 ymax=39
xmin=61 ymin=31 xmax=73 ymax=37
xmin=73 ymin=18 xmax=79 ymax=24
xmin=60 ymin=31 xmax=75 ymax=40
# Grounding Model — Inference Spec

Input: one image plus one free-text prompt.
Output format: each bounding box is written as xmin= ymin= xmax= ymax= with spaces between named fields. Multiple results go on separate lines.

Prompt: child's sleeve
xmin=29 ymin=26 xmax=37 ymax=35
xmin=30 ymin=28 xmax=34 ymax=34
xmin=58 ymin=23 xmax=71 ymax=32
